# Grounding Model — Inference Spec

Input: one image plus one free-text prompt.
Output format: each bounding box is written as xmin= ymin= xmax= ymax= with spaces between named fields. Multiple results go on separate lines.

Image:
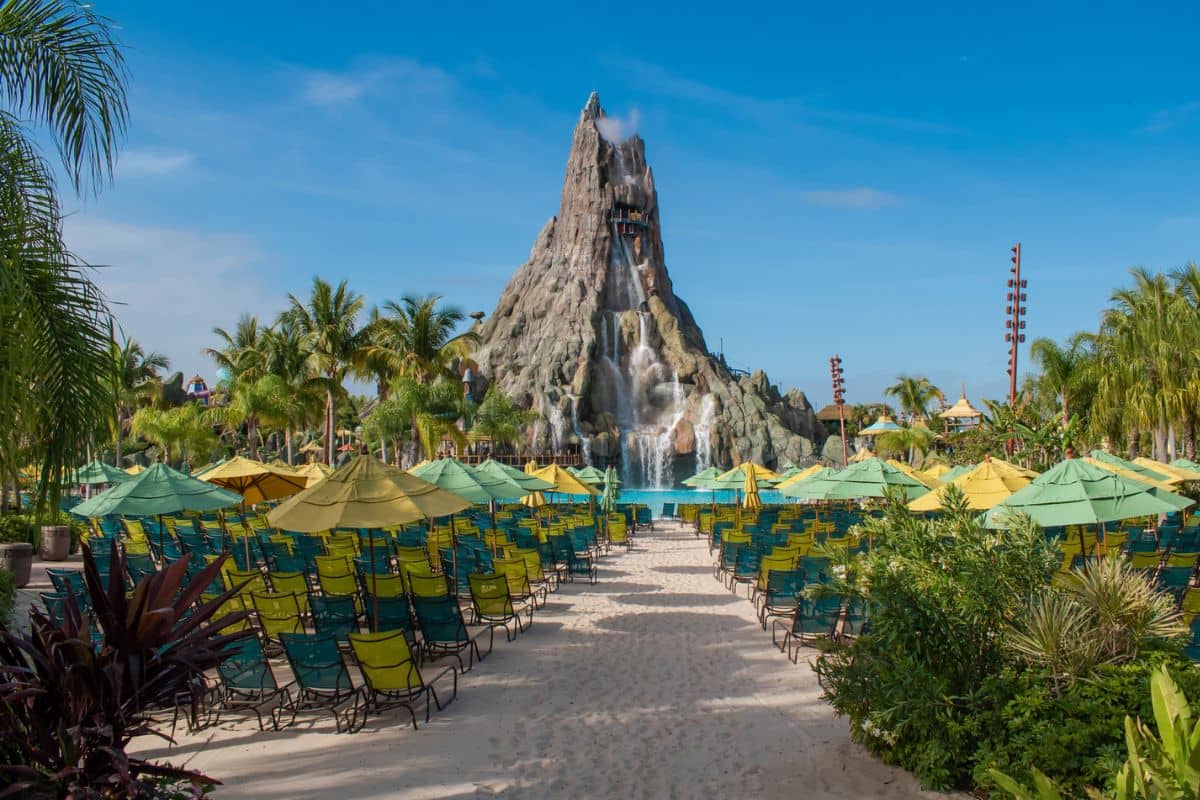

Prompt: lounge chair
xmin=279 ymin=632 xmax=365 ymax=733
xmin=349 ymin=630 xmax=457 ymax=729
xmin=467 ymin=572 xmax=531 ymax=641
xmin=411 ymin=594 xmax=492 ymax=673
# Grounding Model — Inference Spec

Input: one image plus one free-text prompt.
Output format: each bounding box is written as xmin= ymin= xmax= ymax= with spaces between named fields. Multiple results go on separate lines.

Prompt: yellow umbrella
xmin=988 ymin=457 xmax=1040 ymax=478
xmin=921 ymin=463 xmax=952 ymax=480
xmin=1131 ymin=457 xmax=1200 ymax=483
xmin=531 ymin=463 xmax=601 ymax=497
xmin=293 ymin=461 xmax=333 ymax=487
xmin=743 ymin=464 xmax=762 ymax=510
xmin=848 ymin=448 xmax=875 ymax=463
xmin=199 ymin=456 xmax=310 ymax=505
xmin=713 ymin=462 xmax=781 ymax=487
xmin=124 ymin=464 xmax=146 ymax=475
xmin=521 ymin=459 xmax=546 ymax=508
xmin=1082 ymin=458 xmax=1179 ymax=492
xmin=267 ymin=454 xmax=469 ymax=531
xmin=886 ymin=458 xmax=942 ymax=489
xmin=775 ymin=463 xmax=828 ymax=490
xmin=907 ymin=459 xmax=1033 ymax=512
xmin=411 ymin=459 xmax=430 ymax=472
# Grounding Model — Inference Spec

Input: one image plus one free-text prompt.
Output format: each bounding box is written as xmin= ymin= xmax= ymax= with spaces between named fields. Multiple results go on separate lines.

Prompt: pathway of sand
xmin=136 ymin=521 xmax=937 ymax=799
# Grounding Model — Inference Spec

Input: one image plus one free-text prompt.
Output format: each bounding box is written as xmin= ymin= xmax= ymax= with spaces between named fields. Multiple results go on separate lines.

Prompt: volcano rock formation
xmin=471 ymin=93 xmax=823 ymax=486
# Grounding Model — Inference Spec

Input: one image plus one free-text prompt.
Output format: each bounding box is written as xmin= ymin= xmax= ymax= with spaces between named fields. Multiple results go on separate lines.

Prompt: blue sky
xmin=61 ymin=1 xmax=1200 ymax=408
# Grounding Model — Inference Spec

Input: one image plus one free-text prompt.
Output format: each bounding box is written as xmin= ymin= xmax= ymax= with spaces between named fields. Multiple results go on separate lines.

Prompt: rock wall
xmin=471 ymin=93 xmax=824 ymax=483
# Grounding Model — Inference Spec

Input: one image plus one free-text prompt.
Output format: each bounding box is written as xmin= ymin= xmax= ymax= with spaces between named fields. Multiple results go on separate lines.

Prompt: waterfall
xmin=568 ymin=393 xmax=591 ymax=465
xmin=546 ymin=401 xmax=566 ymax=454
xmin=694 ymin=394 xmax=716 ymax=471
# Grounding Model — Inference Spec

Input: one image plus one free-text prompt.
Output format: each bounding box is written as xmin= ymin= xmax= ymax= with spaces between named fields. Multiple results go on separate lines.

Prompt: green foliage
xmin=0 ymin=568 xmax=14 ymax=626
xmin=471 ymin=387 xmax=537 ymax=448
xmin=816 ymin=496 xmax=1059 ymax=789
xmin=0 ymin=513 xmax=34 ymax=544
xmin=130 ymin=402 xmax=218 ymax=466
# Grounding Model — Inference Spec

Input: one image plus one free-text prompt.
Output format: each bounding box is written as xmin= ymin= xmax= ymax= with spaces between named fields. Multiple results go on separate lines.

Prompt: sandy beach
xmin=131 ymin=521 xmax=940 ymax=799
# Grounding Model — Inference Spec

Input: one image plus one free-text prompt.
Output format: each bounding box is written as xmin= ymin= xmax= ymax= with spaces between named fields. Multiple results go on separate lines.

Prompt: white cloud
xmin=63 ymin=216 xmax=283 ymax=381
xmin=299 ymin=58 xmax=455 ymax=106
xmin=1144 ymin=101 xmax=1200 ymax=133
xmin=119 ymin=149 xmax=195 ymax=176
xmin=799 ymin=187 xmax=898 ymax=209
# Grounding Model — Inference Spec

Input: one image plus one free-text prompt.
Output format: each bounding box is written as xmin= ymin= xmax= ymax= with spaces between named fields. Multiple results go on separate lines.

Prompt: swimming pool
xmin=567 ymin=488 xmax=788 ymax=518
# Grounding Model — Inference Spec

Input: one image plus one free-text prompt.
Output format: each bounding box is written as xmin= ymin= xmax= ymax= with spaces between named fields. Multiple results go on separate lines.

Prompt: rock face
xmin=471 ymin=93 xmax=824 ymax=486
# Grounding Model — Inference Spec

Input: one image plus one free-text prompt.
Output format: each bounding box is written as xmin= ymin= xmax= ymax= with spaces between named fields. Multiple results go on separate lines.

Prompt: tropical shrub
xmin=0 ymin=541 xmax=251 ymax=798
xmin=815 ymin=489 xmax=1060 ymax=789
xmin=0 ymin=568 xmax=14 ymax=626
xmin=0 ymin=513 xmax=34 ymax=544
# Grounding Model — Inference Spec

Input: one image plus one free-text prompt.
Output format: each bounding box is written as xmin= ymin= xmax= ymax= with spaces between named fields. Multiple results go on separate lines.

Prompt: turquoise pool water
xmin=567 ymin=488 xmax=788 ymax=518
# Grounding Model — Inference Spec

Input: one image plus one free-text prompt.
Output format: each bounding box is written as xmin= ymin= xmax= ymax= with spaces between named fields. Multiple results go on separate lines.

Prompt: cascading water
xmin=694 ymin=393 xmax=716 ymax=471
xmin=545 ymin=400 xmax=567 ymax=454
xmin=567 ymin=392 xmax=591 ymax=465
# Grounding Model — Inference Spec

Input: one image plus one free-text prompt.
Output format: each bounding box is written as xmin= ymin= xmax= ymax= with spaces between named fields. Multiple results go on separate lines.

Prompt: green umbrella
xmin=983 ymin=458 xmax=1193 ymax=530
xmin=190 ymin=457 xmax=227 ymax=479
xmin=939 ymin=464 xmax=973 ymax=483
xmin=1087 ymin=449 xmax=1174 ymax=483
xmin=682 ymin=466 xmax=722 ymax=488
xmin=574 ymin=465 xmax=607 ymax=485
xmin=71 ymin=462 xmax=242 ymax=553
xmin=412 ymin=458 xmax=527 ymax=505
xmin=475 ymin=458 xmax=554 ymax=492
xmin=780 ymin=458 xmax=929 ymax=502
xmin=775 ymin=466 xmax=803 ymax=482
xmin=1173 ymin=458 xmax=1200 ymax=472
xmin=600 ymin=465 xmax=620 ymax=514
xmin=72 ymin=460 xmax=132 ymax=486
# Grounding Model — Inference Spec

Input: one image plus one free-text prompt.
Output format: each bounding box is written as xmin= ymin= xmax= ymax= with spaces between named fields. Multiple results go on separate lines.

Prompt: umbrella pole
xmin=368 ymin=528 xmax=378 ymax=632
xmin=158 ymin=514 xmax=165 ymax=565
xmin=242 ymin=502 xmax=252 ymax=568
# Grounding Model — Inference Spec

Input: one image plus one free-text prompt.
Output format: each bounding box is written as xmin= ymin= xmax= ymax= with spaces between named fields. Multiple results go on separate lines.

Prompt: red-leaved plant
xmin=0 ymin=540 xmax=252 ymax=798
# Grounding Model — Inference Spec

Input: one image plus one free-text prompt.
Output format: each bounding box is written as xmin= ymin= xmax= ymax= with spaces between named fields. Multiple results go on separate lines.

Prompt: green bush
xmin=0 ymin=514 xmax=35 ymax=545
xmin=973 ymin=652 xmax=1200 ymax=797
xmin=0 ymin=568 xmax=14 ymax=626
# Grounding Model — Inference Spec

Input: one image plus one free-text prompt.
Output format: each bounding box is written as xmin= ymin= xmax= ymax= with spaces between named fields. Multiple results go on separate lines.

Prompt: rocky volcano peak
xmin=470 ymin=93 xmax=823 ymax=486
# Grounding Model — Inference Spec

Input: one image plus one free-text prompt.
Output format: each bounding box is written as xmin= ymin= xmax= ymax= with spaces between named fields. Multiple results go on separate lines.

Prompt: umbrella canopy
xmin=199 ymin=456 xmax=310 ymax=505
xmin=885 ymin=458 xmax=942 ymax=489
xmin=780 ymin=458 xmax=929 ymax=502
xmin=775 ymin=463 xmax=828 ymax=490
xmin=411 ymin=458 xmax=527 ymax=504
xmin=921 ymin=463 xmax=953 ymax=480
xmin=293 ymin=461 xmax=334 ymax=487
xmin=531 ymin=463 xmax=601 ymax=496
xmin=72 ymin=460 xmax=132 ymax=485
xmin=908 ymin=460 xmax=1033 ymax=512
xmin=123 ymin=464 xmax=146 ymax=475
xmin=710 ymin=462 xmax=780 ymax=490
xmin=1088 ymin=449 xmax=1178 ymax=485
xmin=266 ymin=454 xmax=469 ymax=531
xmin=521 ymin=459 xmax=547 ymax=508
xmin=775 ymin=466 xmax=803 ymax=482
xmin=1172 ymin=458 xmax=1200 ymax=473
xmin=858 ymin=414 xmax=902 ymax=437
xmin=574 ymin=465 xmax=608 ymax=485
xmin=190 ymin=457 xmax=227 ymax=479
xmin=600 ymin=465 xmax=620 ymax=513
xmin=1137 ymin=457 xmax=1200 ymax=482
xmin=71 ymin=463 xmax=241 ymax=518
xmin=939 ymin=464 xmax=973 ymax=483
xmin=776 ymin=467 xmax=842 ymax=500
xmin=848 ymin=447 xmax=875 ymax=463
xmin=682 ymin=466 xmax=722 ymax=488
xmin=743 ymin=465 xmax=762 ymax=510
xmin=983 ymin=458 xmax=1193 ymax=529
xmin=474 ymin=458 xmax=555 ymax=491
xmin=1082 ymin=456 xmax=1179 ymax=491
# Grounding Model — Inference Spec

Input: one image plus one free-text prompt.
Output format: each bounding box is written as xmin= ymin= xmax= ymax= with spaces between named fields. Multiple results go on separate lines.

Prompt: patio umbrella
xmin=938 ymin=464 xmax=973 ymax=483
xmin=474 ymin=458 xmax=555 ymax=492
xmin=293 ymin=461 xmax=334 ymax=487
xmin=199 ymin=456 xmax=311 ymax=565
xmin=920 ymin=463 xmax=953 ymax=481
xmin=72 ymin=460 xmax=132 ymax=486
xmin=123 ymin=464 xmax=146 ymax=475
xmin=848 ymin=447 xmax=875 ymax=463
xmin=780 ymin=458 xmax=929 ymax=502
xmin=1088 ymin=449 xmax=1177 ymax=485
xmin=71 ymin=462 xmax=241 ymax=554
xmin=521 ymin=460 xmax=546 ymax=509
xmin=983 ymin=458 xmax=1193 ymax=532
xmin=743 ymin=464 xmax=762 ymax=510
xmin=1135 ymin=457 xmax=1200 ymax=482
xmin=1172 ymin=458 xmax=1200 ymax=473
xmin=1082 ymin=456 xmax=1180 ymax=491
xmin=885 ymin=458 xmax=942 ymax=489
xmin=600 ymin=465 xmax=620 ymax=515
xmin=574 ymin=465 xmax=607 ymax=485
xmin=775 ymin=463 xmax=828 ymax=490
xmin=907 ymin=459 xmax=1033 ymax=512
xmin=777 ymin=467 xmax=840 ymax=499
xmin=267 ymin=455 xmax=470 ymax=630
xmin=412 ymin=457 xmax=526 ymax=527
xmin=857 ymin=414 xmax=902 ymax=437
xmin=682 ymin=466 xmax=722 ymax=488
xmin=710 ymin=462 xmax=781 ymax=490
xmin=190 ymin=457 xmax=227 ymax=479
xmin=531 ymin=463 xmax=602 ymax=498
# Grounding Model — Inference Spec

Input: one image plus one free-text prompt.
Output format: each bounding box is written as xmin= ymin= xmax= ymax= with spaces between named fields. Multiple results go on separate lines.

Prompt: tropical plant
xmin=0 ymin=542 xmax=251 ymax=798
xmin=363 ymin=294 xmax=479 ymax=389
xmin=0 ymin=0 xmax=128 ymax=515
xmin=875 ymin=423 xmax=935 ymax=464
xmin=130 ymin=403 xmax=217 ymax=467
xmin=884 ymin=375 xmax=944 ymax=423
xmin=390 ymin=375 xmax=473 ymax=460
xmin=362 ymin=397 xmax=411 ymax=465
xmin=109 ymin=334 xmax=169 ymax=468
xmin=204 ymin=374 xmax=300 ymax=460
xmin=203 ymin=313 xmax=265 ymax=385
xmin=471 ymin=387 xmax=537 ymax=448
xmin=286 ymin=278 xmax=367 ymax=465
xmin=1028 ymin=332 xmax=1097 ymax=428
xmin=260 ymin=315 xmax=321 ymax=463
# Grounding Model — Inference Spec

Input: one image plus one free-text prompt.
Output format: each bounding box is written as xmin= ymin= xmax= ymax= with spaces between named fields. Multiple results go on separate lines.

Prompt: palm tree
xmin=204 ymin=375 xmax=298 ymax=460
xmin=884 ymin=376 xmax=944 ymax=423
xmin=0 ymin=0 xmax=127 ymax=510
xmin=1028 ymin=332 xmax=1095 ymax=427
xmin=261 ymin=315 xmax=321 ymax=464
xmin=1169 ymin=263 xmax=1200 ymax=459
xmin=110 ymin=334 xmax=169 ymax=468
xmin=391 ymin=375 xmax=473 ymax=461
xmin=286 ymin=278 xmax=367 ymax=465
xmin=876 ymin=425 xmax=935 ymax=463
xmin=364 ymin=294 xmax=479 ymax=388
xmin=471 ymin=387 xmax=536 ymax=449
xmin=204 ymin=314 xmax=265 ymax=385
xmin=130 ymin=403 xmax=216 ymax=467
xmin=362 ymin=398 xmax=411 ymax=465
